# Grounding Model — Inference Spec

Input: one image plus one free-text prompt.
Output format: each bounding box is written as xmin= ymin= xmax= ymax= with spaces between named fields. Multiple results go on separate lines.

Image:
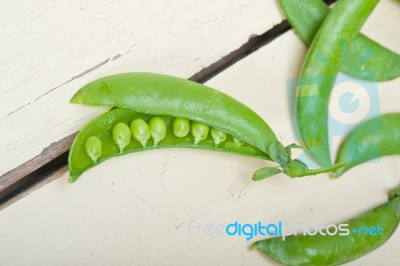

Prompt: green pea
xmin=130 ymin=118 xmax=150 ymax=147
xmin=84 ymin=136 xmax=102 ymax=163
xmin=191 ymin=122 xmax=209 ymax=145
xmin=149 ymin=117 xmax=166 ymax=146
xmin=210 ymin=128 xmax=226 ymax=146
xmin=233 ymin=136 xmax=244 ymax=146
xmin=112 ymin=122 xmax=131 ymax=153
xmin=173 ymin=117 xmax=190 ymax=138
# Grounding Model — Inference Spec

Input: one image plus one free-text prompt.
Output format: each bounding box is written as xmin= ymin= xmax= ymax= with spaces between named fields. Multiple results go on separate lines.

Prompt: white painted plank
xmin=1 ymin=19 xmax=400 ymax=264
xmin=0 ymin=0 xmax=283 ymax=175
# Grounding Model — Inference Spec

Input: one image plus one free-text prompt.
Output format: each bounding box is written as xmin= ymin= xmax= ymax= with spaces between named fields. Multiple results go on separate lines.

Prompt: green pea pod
xmin=70 ymin=73 xmax=344 ymax=181
xmin=252 ymin=185 xmax=400 ymax=266
xmin=70 ymin=72 xmax=277 ymax=154
xmin=296 ymin=0 xmax=380 ymax=167
xmin=68 ymin=108 xmax=271 ymax=182
xmin=279 ymin=0 xmax=400 ymax=81
xmin=334 ymin=113 xmax=400 ymax=177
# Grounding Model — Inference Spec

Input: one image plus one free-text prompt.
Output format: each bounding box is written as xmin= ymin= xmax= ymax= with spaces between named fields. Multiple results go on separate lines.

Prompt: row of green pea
xmin=84 ymin=117 xmax=245 ymax=164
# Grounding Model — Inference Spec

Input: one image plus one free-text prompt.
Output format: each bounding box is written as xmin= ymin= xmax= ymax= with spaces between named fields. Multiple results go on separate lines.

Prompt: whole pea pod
xmin=334 ymin=113 xmax=400 ymax=177
xmin=252 ymin=185 xmax=400 ymax=266
xmin=279 ymin=0 xmax=400 ymax=81
xmin=69 ymin=72 xmax=342 ymax=182
xmin=296 ymin=0 xmax=380 ymax=167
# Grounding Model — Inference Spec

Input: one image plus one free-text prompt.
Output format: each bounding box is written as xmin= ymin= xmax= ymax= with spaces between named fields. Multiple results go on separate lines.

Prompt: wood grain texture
xmin=0 ymin=134 xmax=75 ymax=193
xmin=1 ymin=0 xmax=400 ymax=265
xmin=1 ymin=27 xmax=400 ymax=264
xmin=0 ymin=0 xmax=283 ymax=177
xmin=0 ymin=20 xmax=292 ymax=198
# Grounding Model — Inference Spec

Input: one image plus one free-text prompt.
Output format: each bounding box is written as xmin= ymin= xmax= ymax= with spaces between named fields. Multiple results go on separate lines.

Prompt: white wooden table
xmin=1 ymin=1 xmax=400 ymax=265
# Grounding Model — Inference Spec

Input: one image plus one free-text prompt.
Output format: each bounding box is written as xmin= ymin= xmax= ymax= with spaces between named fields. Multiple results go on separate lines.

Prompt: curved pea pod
xmin=296 ymin=0 xmax=379 ymax=167
xmin=70 ymin=72 xmax=277 ymax=154
xmin=68 ymin=108 xmax=271 ymax=182
xmin=252 ymin=185 xmax=400 ymax=266
xmin=333 ymin=113 xmax=400 ymax=178
xmin=70 ymin=73 xmax=344 ymax=181
xmin=279 ymin=0 xmax=400 ymax=81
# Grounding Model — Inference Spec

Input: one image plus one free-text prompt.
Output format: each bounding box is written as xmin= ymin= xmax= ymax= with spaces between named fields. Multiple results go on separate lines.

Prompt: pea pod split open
xmin=279 ymin=0 xmax=400 ymax=81
xmin=296 ymin=0 xmax=380 ymax=167
xmin=252 ymin=185 xmax=400 ymax=266
xmin=334 ymin=113 xmax=400 ymax=177
xmin=71 ymin=72 xmax=277 ymax=155
xmin=69 ymin=108 xmax=270 ymax=182
xmin=69 ymin=72 xmax=342 ymax=182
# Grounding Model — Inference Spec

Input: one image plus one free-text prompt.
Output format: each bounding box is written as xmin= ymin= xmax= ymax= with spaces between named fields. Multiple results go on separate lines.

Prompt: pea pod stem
xmin=287 ymin=161 xmax=347 ymax=177
xmin=279 ymin=0 xmax=400 ymax=81
xmin=252 ymin=159 xmax=347 ymax=181
xmin=252 ymin=142 xmax=346 ymax=181
xmin=296 ymin=0 xmax=380 ymax=168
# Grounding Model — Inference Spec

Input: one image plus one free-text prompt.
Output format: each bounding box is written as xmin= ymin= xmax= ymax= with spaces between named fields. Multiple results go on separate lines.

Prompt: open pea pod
xmin=69 ymin=108 xmax=271 ymax=182
xmin=69 ymin=72 xmax=343 ymax=182
xmin=71 ymin=72 xmax=277 ymax=155
xmin=334 ymin=113 xmax=400 ymax=177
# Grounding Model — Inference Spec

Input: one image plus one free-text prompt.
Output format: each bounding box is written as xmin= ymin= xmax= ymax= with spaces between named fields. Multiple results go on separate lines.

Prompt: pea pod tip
xmin=250 ymin=241 xmax=260 ymax=250
xmin=68 ymin=174 xmax=79 ymax=183
xmin=329 ymin=161 xmax=351 ymax=179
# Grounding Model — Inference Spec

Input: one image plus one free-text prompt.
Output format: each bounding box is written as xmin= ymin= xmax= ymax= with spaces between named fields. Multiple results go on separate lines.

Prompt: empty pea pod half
xmin=69 ymin=72 xmax=343 ymax=182
xmin=252 ymin=185 xmax=400 ymax=266
xmin=333 ymin=113 xmax=400 ymax=178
